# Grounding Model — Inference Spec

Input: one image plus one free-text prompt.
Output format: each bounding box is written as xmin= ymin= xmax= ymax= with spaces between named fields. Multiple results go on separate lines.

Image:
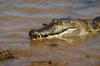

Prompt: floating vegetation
xmin=0 ymin=49 xmax=14 ymax=60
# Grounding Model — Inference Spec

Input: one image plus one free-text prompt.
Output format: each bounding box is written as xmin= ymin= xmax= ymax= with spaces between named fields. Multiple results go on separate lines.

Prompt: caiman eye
xmin=51 ymin=18 xmax=58 ymax=24
xmin=52 ymin=20 xmax=57 ymax=23
xmin=54 ymin=20 xmax=57 ymax=22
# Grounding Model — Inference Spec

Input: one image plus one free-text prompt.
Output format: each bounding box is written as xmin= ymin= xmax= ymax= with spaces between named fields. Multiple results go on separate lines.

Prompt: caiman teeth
xmin=31 ymin=34 xmax=49 ymax=40
xmin=40 ymin=35 xmax=41 ymax=38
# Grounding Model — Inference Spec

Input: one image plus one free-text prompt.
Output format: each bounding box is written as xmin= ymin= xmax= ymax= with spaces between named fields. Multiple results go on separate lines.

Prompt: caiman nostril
xmin=43 ymin=23 xmax=48 ymax=26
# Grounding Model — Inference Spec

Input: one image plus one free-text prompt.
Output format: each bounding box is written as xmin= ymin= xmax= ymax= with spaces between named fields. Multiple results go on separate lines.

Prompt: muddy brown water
xmin=0 ymin=0 xmax=100 ymax=66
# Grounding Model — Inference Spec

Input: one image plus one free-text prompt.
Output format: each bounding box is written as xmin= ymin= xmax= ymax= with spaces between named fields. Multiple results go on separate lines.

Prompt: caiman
xmin=29 ymin=16 xmax=100 ymax=40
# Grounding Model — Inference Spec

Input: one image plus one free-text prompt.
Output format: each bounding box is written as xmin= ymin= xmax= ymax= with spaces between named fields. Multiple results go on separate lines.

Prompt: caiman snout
xmin=29 ymin=29 xmax=48 ymax=40
xmin=29 ymin=29 xmax=38 ymax=39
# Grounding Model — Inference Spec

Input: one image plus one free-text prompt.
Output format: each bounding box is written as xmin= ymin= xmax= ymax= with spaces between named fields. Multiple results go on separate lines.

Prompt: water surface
xmin=0 ymin=0 xmax=100 ymax=66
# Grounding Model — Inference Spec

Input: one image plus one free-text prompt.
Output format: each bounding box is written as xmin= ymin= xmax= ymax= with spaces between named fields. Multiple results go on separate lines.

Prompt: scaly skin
xmin=29 ymin=16 xmax=100 ymax=40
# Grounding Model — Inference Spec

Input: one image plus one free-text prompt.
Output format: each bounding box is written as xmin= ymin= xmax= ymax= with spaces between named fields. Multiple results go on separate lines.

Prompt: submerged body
xmin=29 ymin=16 xmax=100 ymax=40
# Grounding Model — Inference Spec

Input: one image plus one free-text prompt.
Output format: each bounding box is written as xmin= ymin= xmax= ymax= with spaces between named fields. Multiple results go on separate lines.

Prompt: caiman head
xmin=29 ymin=17 xmax=100 ymax=40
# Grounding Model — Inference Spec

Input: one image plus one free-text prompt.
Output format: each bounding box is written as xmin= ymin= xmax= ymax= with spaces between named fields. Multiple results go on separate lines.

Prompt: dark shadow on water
xmin=43 ymin=44 xmax=58 ymax=47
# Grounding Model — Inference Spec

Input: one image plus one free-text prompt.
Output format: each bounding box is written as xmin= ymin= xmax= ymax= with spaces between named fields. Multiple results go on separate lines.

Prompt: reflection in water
xmin=29 ymin=32 xmax=99 ymax=47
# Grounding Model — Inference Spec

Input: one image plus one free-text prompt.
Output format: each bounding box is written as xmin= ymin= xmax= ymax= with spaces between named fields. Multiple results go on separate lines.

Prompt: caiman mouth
xmin=29 ymin=26 xmax=77 ymax=40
